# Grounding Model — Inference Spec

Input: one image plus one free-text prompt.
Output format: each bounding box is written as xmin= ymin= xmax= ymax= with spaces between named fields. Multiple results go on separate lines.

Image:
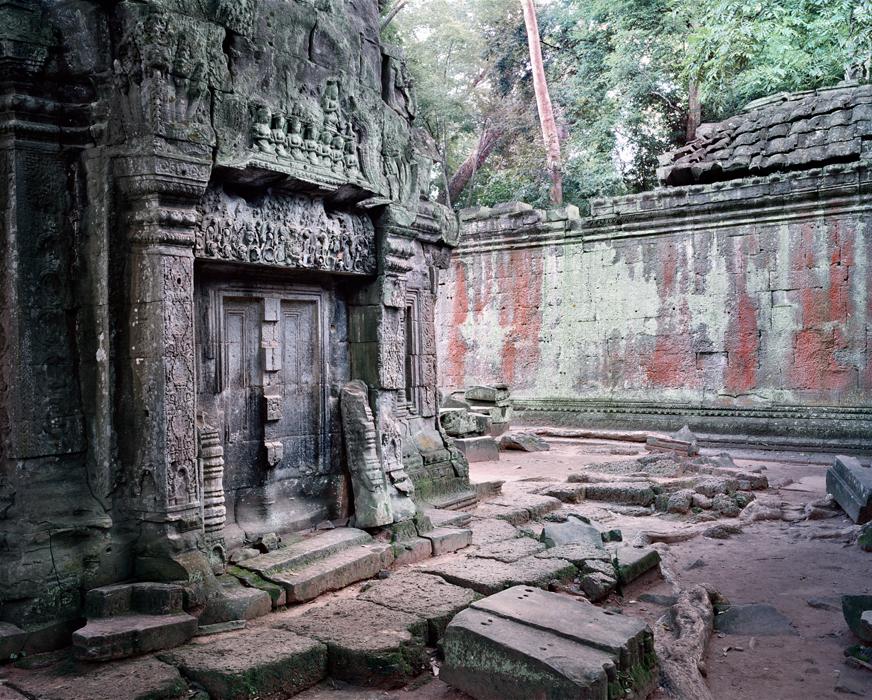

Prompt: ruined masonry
xmin=438 ymin=82 xmax=872 ymax=452
xmin=0 ymin=0 xmax=475 ymax=654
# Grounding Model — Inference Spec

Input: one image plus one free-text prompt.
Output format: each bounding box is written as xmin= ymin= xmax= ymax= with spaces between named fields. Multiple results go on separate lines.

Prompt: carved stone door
xmin=197 ymin=280 xmax=331 ymax=544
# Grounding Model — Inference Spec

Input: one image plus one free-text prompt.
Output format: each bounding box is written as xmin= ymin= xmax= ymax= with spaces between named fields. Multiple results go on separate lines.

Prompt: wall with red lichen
xmin=436 ymin=170 xmax=872 ymax=436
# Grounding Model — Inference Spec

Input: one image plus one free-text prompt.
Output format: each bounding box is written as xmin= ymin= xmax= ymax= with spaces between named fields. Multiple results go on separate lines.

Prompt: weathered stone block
xmin=452 ymin=435 xmax=499 ymax=462
xmin=72 ymin=612 xmax=198 ymax=662
xmin=442 ymin=586 xmax=657 ymax=700
xmin=279 ymin=599 xmax=428 ymax=687
xmin=422 ymin=526 xmax=472 ymax=555
xmin=498 ymin=432 xmax=549 ymax=452
xmin=359 ymin=572 xmax=477 ymax=643
xmin=613 ymin=546 xmax=661 ymax=585
xmin=827 ymin=455 xmax=872 ymax=524
xmin=423 ymin=555 xmax=577 ymax=596
xmin=161 ymin=628 xmax=326 ymax=700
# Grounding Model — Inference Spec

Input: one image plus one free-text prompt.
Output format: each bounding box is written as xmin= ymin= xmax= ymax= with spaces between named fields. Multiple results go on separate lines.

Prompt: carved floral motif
xmin=196 ymin=186 xmax=376 ymax=275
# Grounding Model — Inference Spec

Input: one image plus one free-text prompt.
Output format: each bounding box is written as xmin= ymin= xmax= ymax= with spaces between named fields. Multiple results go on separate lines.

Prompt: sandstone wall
xmin=437 ymin=164 xmax=872 ymax=446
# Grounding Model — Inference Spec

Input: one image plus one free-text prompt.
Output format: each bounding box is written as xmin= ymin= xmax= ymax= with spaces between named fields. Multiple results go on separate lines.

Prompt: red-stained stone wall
xmin=436 ymin=167 xmax=872 ymax=442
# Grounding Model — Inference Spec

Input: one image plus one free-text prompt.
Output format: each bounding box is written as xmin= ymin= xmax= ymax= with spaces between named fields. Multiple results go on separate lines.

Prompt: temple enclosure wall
xmin=437 ymin=164 xmax=872 ymax=448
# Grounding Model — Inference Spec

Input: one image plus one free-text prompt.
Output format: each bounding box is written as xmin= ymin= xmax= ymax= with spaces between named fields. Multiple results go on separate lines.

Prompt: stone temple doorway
xmin=195 ymin=272 xmax=344 ymax=548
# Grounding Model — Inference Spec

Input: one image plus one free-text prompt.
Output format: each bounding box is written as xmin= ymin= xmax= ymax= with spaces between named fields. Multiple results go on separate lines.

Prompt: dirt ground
xmin=301 ymin=436 xmax=872 ymax=700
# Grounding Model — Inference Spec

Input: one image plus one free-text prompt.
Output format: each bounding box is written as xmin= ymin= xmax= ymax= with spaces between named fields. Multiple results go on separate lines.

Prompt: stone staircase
xmin=72 ymin=583 xmax=197 ymax=661
xmin=235 ymin=528 xmax=394 ymax=604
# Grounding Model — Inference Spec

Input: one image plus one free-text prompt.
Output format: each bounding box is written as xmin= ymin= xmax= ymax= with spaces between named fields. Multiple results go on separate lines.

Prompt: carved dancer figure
xmin=252 ymin=106 xmax=275 ymax=153
xmin=272 ymin=113 xmax=288 ymax=157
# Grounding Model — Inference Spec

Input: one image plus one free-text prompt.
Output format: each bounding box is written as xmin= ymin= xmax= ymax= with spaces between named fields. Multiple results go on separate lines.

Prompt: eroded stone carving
xmin=196 ymin=186 xmax=376 ymax=274
xmin=340 ymin=380 xmax=393 ymax=528
xmin=199 ymin=424 xmax=226 ymax=541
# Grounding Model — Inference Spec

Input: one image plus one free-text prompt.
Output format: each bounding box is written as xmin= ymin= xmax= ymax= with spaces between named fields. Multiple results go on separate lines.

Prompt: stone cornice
xmin=454 ymin=163 xmax=871 ymax=255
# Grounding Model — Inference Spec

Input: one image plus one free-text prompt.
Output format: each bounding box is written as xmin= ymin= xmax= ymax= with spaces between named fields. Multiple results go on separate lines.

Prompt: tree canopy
xmin=386 ymin=0 xmax=872 ymax=211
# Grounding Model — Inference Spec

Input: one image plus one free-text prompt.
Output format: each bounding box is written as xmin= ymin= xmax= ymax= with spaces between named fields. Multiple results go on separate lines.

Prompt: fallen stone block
xmin=536 ymin=482 xmax=586 ymax=503
xmin=613 ymin=546 xmax=661 ymax=585
xmin=540 ymin=515 xmax=604 ymax=549
xmin=358 ymin=572 xmax=477 ymax=643
xmin=646 ymin=434 xmax=699 ymax=457
xmin=199 ymin=576 xmax=272 ymax=625
xmin=441 ymin=586 xmax=657 ymax=700
xmin=843 ymin=595 xmax=872 ymax=642
xmin=278 ymin=599 xmax=427 ymax=687
xmin=578 ymin=570 xmax=617 ymax=602
xmin=666 ymin=489 xmax=694 ymax=514
xmin=391 ymin=537 xmax=433 ymax=567
xmin=827 ymin=455 xmax=872 ymax=524
xmin=227 ymin=566 xmax=287 ymax=608
xmin=472 ymin=537 xmax=545 ymax=563
xmin=534 ymin=543 xmax=611 ymax=567
xmin=464 ymin=384 xmax=510 ymax=403
xmin=423 ymin=555 xmax=577 ymax=596
xmin=440 ymin=408 xmax=489 ymax=437
xmin=422 ymin=526 xmax=472 ymax=555
xmin=498 ymin=432 xmax=549 ymax=452
xmin=4 ymin=656 xmax=187 ymax=700
xmin=452 ymin=435 xmax=500 ymax=462
xmin=161 ymin=628 xmax=326 ymax=700
xmin=485 ymin=493 xmax=562 ymax=521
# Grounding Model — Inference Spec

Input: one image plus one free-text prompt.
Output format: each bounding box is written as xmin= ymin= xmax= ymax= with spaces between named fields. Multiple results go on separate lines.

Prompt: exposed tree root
xmin=654 ymin=583 xmax=726 ymax=700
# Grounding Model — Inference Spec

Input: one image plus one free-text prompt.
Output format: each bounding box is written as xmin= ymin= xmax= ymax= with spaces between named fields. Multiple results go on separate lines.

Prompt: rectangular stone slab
xmin=161 ymin=628 xmax=326 ymax=700
xmin=238 ymin=528 xmax=372 ymax=577
xmin=442 ymin=606 xmax=615 ymax=700
xmin=827 ymin=455 xmax=872 ymax=524
xmin=472 ymin=586 xmax=655 ymax=672
xmin=423 ymin=555 xmax=576 ymax=596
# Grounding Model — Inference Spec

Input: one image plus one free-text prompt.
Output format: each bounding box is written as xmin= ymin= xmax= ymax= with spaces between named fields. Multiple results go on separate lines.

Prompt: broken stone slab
xmin=498 ymin=432 xmax=549 ymax=452
xmin=714 ymin=604 xmax=797 ymax=636
xmin=72 ymin=611 xmax=198 ymax=662
xmin=536 ymin=481 xmax=586 ymax=503
xmin=464 ymin=384 xmax=510 ymax=404
xmin=425 ymin=507 xmax=474 ymax=529
xmin=423 ymin=555 xmax=577 ymax=596
xmin=441 ymin=586 xmax=658 ymax=700
xmin=421 ymin=526 xmax=472 ymax=555
xmin=843 ymin=595 xmax=872 ymax=642
xmin=540 ymin=515 xmax=604 ymax=549
xmin=358 ymin=572 xmax=477 ymax=644
xmin=227 ymin=566 xmax=287 ymax=608
xmin=472 ymin=537 xmax=545 ymax=563
xmin=469 ymin=402 xmax=512 ymax=423
xmin=534 ymin=543 xmax=612 ymax=567
xmin=451 ymin=435 xmax=500 ymax=463
xmin=3 ymin=656 xmax=187 ymax=700
xmin=578 ymin=570 xmax=617 ymax=602
xmin=583 ymin=482 xmax=656 ymax=506
xmin=827 ymin=455 xmax=872 ymax=524
xmin=613 ymin=546 xmax=661 ymax=585
xmin=161 ymin=628 xmax=326 ymax=700
xmin=483 ymin=493 xmax=562 ymax=521
xmin=468 ymin=517 xmax=520 ymax=545
xmin=278 ymin=599 xmax=427 ymax=687
xmin=487 ymin=421 xmax=510 ymax=437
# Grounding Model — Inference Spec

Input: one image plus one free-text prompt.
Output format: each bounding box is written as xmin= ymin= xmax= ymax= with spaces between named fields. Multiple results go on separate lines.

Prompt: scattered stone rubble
xmin=440 ymin=385 xmax=513 ymax=462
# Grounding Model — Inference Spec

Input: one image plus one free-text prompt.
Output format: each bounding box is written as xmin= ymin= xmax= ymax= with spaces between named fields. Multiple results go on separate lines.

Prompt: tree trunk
xmin=521 ymin=0 xmax=562 ymax=205
xmin=380 ymin=0 xmax=407 ymax=31
xmin=686 ymin=80 xmax=701 ymax=142
xmin=447 ymin=125 xmax=504 ymax=203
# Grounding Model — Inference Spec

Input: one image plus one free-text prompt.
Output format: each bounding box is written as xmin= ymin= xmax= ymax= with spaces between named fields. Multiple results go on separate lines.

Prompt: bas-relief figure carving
xmin=0 ymin=0 xmax=466 ymax=642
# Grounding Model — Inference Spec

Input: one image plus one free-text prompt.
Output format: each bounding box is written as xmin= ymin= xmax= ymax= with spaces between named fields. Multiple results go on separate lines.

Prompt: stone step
xmin=267 ymin=542 xmax=394 ymax=603
xmin=428 ymin=489 xmax=479 ymax=511
xmin=425 ymin=507 xmax=473 ymax=529
xmin=85 ymin=582 xmax=186 ymax=618
xmin=72 ymin=612 xmax=197 ymax=662
xmin=238 ymin=527 xmax=372 ymax=577
xmin=422 ymin=527 xmax=472 ymax=555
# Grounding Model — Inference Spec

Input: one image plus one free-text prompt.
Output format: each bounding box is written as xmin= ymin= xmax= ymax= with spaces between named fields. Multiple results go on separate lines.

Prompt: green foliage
xmin=392 ymin=0 xmax=872 ymax=210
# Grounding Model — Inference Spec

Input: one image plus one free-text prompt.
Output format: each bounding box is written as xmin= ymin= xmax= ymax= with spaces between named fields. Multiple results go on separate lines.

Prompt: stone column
xmin=114 ymin=157 xmax=211 ymax=571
